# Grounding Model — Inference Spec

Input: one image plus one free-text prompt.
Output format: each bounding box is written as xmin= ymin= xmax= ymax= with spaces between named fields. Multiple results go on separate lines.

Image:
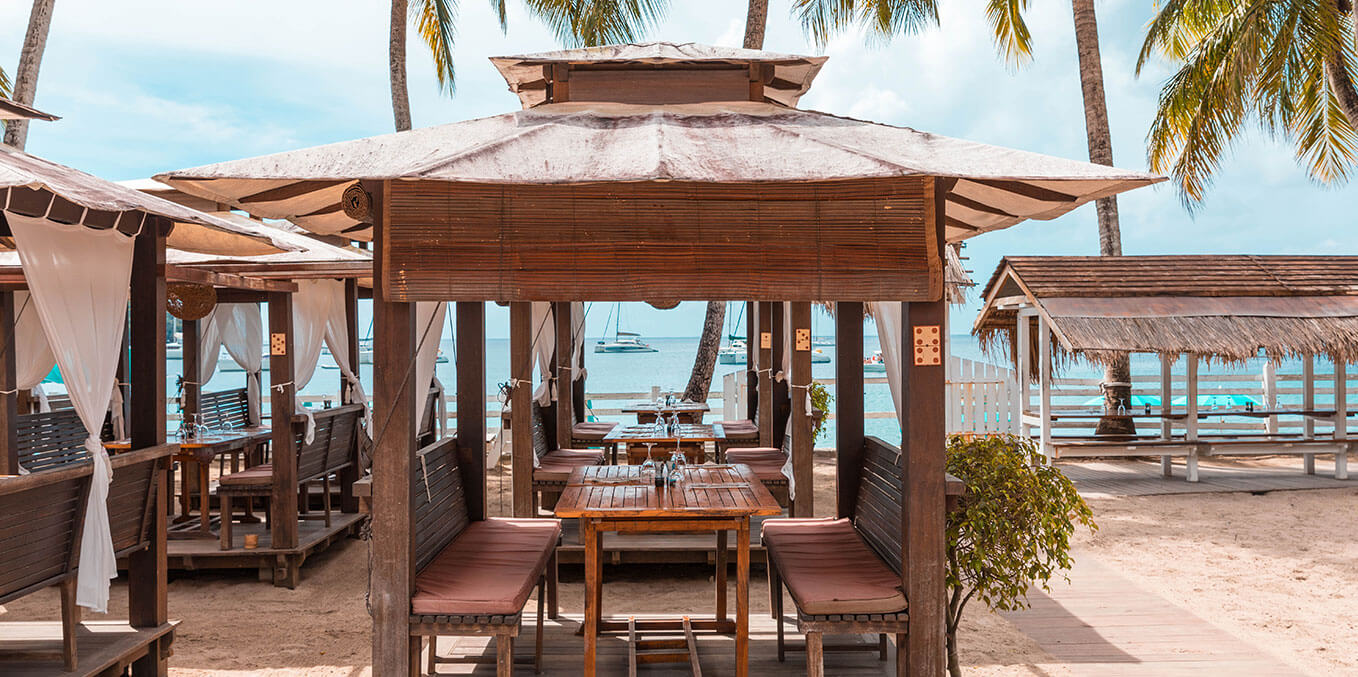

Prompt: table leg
xmin=199 ymin=460 xmax=211 ymax=535
xmin=737 ymin=517 xmax=750 ymax=677
xmin=716 ymin=529 xmax=728 ymax=623
xmin=583 ymin=518 xmax=598 ymax=677
xmin=178 ymin=461 xmax=191 ymax=519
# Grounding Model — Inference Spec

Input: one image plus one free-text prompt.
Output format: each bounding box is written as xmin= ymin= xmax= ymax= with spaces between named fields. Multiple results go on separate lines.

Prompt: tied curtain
xmin=8 ymin=211 xmax=134 ymax=613
xmin=868 ymin=302 xmax=905 ymax=423
xmin=290 ymin=281 xmax=334 ymax=443
xmin=415 ymin=302 xmax=446 ymax=436
xmin=14 ymin=291 xmax=56 ymax=413
xmin=199 ymin=303 xmax=264 ymax=423
xmin=320 ymin=281 xmax=368 ymax=430
xmin=531 ymin=302 xmax=554 ymax=406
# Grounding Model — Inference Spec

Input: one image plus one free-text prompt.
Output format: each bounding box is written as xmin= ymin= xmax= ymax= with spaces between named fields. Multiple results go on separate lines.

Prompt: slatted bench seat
xmin=725 ymin=428 xmax=792 ymax=508
xmin=218 ymin=404 xmax=363 ymax=559
xmin=0 ymin=444 xmax=171 ymax=671
xmin=411 ymin=436 xmax=560 ymax=676
xmin=764 ymin=437 xmax=910 ymax=676
xmin=530 ymin=401 xmax=604 ymax=512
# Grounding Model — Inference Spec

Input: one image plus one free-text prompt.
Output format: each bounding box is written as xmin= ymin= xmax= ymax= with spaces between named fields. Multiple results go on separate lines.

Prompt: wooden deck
xmin=1059 ymin=459 xmax=1351 ymax=498
xmin=1002 ymin=557 xmax=1300 ymax=676
xmin=155 ymin=512 xmax=365 ymax=585
xmin=0 ymin=621 xmax=176 ymax=677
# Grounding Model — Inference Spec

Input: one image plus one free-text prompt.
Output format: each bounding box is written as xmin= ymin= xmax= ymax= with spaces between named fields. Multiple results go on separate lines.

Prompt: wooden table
xmin=604 ymin=423 xmax=726 ymax=464
xmin=621 ymin=401 xmax=712 ymax=424
xmin=555 ymin=464 xmax=782 ymax=677
xmin=107 ymin=427 xmax=271 ymax=539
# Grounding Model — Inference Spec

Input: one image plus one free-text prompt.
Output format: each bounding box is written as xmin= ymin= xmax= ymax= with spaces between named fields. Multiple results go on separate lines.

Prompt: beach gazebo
xmin=158 ymin=42 xmax=1159 ymax=676
xmin=0 ymin=144 xmax=290 ymax=674
xmin=975 ymin=255 xmax=1357 ymax=481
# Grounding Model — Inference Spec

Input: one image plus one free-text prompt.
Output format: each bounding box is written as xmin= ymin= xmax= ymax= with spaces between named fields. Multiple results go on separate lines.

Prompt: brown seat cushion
xmin=534 ymin=448 xmax=605 ymax=482
xmin=571 ymin=422 xmax=618 ymax=441
xmin=762 ymin=518 xmax=906 ymax=615
xmin=412 ymin=518 xmax=561 ymax=616
xmin=719 ymin=420 xmax=758 ymax=439
xmin=725 ymin=448 xmax=787 ymax=482
xmin=218 ymin=463 xmax=273 ymax=486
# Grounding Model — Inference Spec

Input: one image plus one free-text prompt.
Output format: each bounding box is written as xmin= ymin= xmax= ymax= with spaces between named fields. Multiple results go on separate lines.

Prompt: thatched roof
xmin=974 ymin=255 xmax=1358 ymax=365
xmin=156 ymin=43 xmax=1160 ymax=243
xmin=0 ymin=97 xmax=58 ymax=121
xmin=0 ymin=145 xmax=290 ymax=256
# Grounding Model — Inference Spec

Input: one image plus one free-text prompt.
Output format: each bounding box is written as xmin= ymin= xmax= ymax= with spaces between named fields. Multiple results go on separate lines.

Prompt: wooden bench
xmin=199 ymin=387 xmax=254 ymax=429
xmin=0 ymin=444 xmax=171 ymax=670
xmin=530 ymin=401 xmax=604 ymax=513
xmin=218 ymin=404 xmax=363 ymax=553
xmin=762 ymin=437 xmax=913 ymax=677
xmin=724 ymin=431 xmax=792 ymax=508
xmin=16 ymin=408 xmax=104 ymax=473
xmin=411 ymin=436 xmax=560 ymax=676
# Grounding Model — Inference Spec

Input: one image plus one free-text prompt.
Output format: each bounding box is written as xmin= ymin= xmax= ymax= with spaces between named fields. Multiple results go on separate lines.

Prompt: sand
xmin=3 ymin=453 xmax=1353 ymax=675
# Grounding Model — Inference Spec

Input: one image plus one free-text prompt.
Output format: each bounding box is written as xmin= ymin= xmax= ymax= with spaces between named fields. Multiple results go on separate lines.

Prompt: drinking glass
xmin=640 ymin=442 xmax=657 ymax=480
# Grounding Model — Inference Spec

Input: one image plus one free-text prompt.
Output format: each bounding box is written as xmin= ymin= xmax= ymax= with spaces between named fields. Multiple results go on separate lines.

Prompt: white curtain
xmin=868 ymin=302 xmax=904 ymax=422
xmin=290 ymin=281 xmax=333 ymax=442
xmin=530 ymin=302 xmax=554 ymax=406
xmin=14 ymin=291 xmax=56 ymax=411
xmin=415 ymin=302 xmax=447 ymax=436
xmin=198 ymin=303 xmax=265 ymax=424
xmin=320 ymin=281 xmax=369 ymax=430
xmin=8 ymin=211 xmax=134 ymax=613
xmin=570 ymin=302 xmax=586 ymax=382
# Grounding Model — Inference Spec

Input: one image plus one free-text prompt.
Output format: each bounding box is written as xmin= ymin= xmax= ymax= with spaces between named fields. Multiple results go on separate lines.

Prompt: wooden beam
xmin=1160 ymin=354 xmax=1173 ymax=477
xmin=368 ymin=179 xmax=419 ymax=676
xmin=339 ymin=278 xmax=361 ymax=514
xmin=835 ymin=302 xmax=864 ymax=519
xmin=790 ymin=302 xmax=813 ymax=517
xmin=183 ymin=260 xmax=371 ymax=280
xmin=1335 ymin=361 xmax=1347 ymax=480
xmin=182 ymin=319 xmax=201 ymax=428
xmin=1038 ymin=315 xmax=1052 ymax=460
xmin=1186 ymin=356 xmax=1199 ymax=483
xmin=772 ymin=302 xmax=788 ymax=447
xmin=456 ymin=301 xmax=487 ymax=522
xmin=757 ymin=302 xmax=774 ymax=446
xmin=0 ymin=291 xmax=17 ymax=475
xmin=745 ymin=302 xmax=757 ymax=421
xmin=213 ymin=289 xmax=270 ymax=304
xmin=166 ymin=264 xmax=298 ymax=293
xmin=128 ymin=220 xmax=168 ymax=677
xmin=267 ymin=291 xmax=299 ymax=551
xmin=510 ymin=302 xmax=533 ymax=518
xmin=554 ymin=302 xmax=574 ymax=450
xmin=1303 ymin=356 xmax=1316 ymax=474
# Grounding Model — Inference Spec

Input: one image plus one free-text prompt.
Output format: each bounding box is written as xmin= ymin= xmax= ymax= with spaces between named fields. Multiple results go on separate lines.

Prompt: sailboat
xmin=594 ymin=303 xmax=657 ymax=353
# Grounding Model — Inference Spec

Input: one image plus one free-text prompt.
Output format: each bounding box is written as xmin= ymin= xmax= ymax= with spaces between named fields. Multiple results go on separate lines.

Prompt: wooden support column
xmin=554 ymin=302 xmax=574 ymax=450
xmin=181 ymin=319 xmax=202 ymax=425
xmin=757 ymin=302 xmax=774 ymax=445
xmin=339 ymin=278 xmax=361 ymax=513
xmin=901 ymin=298 xmax=947 ymax=677
xmin=835 ymin=302 xmax=864 ymax=519
xmin=1303 ymin=356 xmax=1316 ymax=474
xmin=369 ymin=180 xmax=420 ymax=676
xmin=456 ymin=301 xmax=487 ymax=521
xmin=267 ymin=291 xmax=299 ymax=551
xmin=128 ymin=220 xmax=168 ymax=677
xmin=573 ymin=315 xmax=586 ymax=424
xmin=0 ymin=291 xmax=17 ymax=475
xmin=744 ymin=301 xmax=757 ymax=421
xmin=510 ymin=302 xmax=533 ymax=517
xmin=1185 ymin=356 xmax=1199 ymax=483
xmin=1160 ymin=354 xmax=1173 ymax=477
xmin=1016 ymin=313 xmax=1031 ymax=438
xmin=1037 ymin=315 xmax=1053 ymax=460
xmin=772 ymin=302 xmax=789 ymax=447
xmin=1334 ymin=361 xmax=1347 ymax=480
xmin=790 ymin=302 xmax=813 ymax=517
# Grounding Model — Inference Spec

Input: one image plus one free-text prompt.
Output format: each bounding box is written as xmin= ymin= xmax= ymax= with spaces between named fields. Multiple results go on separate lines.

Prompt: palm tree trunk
xmin=4 ymin=0 xmax=56 ymax=150
xmin=390 ymin=0 xmax=413 ymax=132
xmin=1325 ymin=47 xmax=1358 ymax=130
xmin=1071 ymin=0 xmax=1134 ymax=435
xmin=743 ymin=0 xmax=769 ymax=49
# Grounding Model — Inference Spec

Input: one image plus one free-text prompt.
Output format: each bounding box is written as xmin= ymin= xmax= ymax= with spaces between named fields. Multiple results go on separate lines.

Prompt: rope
xmin=271 ymin=381 xmax=294 ymax=393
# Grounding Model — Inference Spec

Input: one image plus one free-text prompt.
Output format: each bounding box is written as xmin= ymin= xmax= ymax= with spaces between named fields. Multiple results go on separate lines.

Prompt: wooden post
xmin=181 ymin=319 xmax=201 ymax=427
xmin=554 ymin=302 xmax=574 ymax=450
xmin=128 ymin=220 xmax=168 ymax=677
xmin=1262 ymin=361 xmax=1278 ymax=434
xmin=901 ymin=299 xmax=947 ymax=677
xmin=757 ymin=302 xmax=774 ymax=446
xmin=456 ymin=301 xmax=487 ymax=521
xmin=1185 ymin=356 xmax=1199 ymax=483
xmin=790 ymin=302 xmax=813 ymax=517
xmin=1016 ymin=313 xmax=1031 ymax=437
xmin=835 ymin=302 xmax=864 ymax=519
xmin=267 ymin=291 xmax=299 ymax=551
xmin=1303 ymin=356 xmax=1315 ymax=473
xmin=1160 ymin=353 xmax=1173 ymax=477
xmin=369 ymin=180 xmax=419 ymax=676
xmin=772 ymin=302 xmax=789 ymax=446
xmin=745 ymin=301 xmax=757 ymax=421
xmin=510 ymin=302 xmax=533 ymax=517
xmin=1037 ymin=315 xmax=1052 ymax=461
xmin=339 ymin=278 xmax=361 ymax=513
xmin=1334 ymin=360 xmax=1347 ymax=480
xmin=0 ymin=291 xmax=17 ymax=475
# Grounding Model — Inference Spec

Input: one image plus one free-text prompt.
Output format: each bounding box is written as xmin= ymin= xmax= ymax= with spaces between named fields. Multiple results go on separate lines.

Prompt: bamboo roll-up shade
xmin=382 ymin=177 xmax=941 ymax=302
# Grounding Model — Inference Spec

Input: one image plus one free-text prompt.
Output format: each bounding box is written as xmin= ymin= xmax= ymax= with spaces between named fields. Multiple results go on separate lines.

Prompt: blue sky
xmin=2 ymin=0 xmax=1353 ymax=340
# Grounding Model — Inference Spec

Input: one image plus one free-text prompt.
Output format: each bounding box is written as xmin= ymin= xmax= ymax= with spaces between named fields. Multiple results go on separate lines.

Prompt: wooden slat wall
xmin=383 ymin=179 xmax=941 ymax=302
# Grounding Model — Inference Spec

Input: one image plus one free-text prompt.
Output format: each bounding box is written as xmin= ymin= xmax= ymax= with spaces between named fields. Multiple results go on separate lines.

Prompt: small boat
xmin=718 ymin=335 xmax=747 ymax=365
xmin=595 ymin=331 xmax=657 ymax=353
xmin=811 ymin=348 xmax=831 ymax=364
xmin=166 ymin=341 xmax=183 ymax=360
xmin=812 ymin=336 xmax=834 ymax=346
xmin=864 ymin=350 xmax=886 ymax=373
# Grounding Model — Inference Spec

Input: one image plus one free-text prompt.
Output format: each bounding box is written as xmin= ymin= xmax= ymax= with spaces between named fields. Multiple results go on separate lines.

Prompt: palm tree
xmin=389 ymin=0 xmax=667 ymax=132
xmin=5 ymin=0 xmax=57 ymax=150
xmin=1138 ymin=0 xmax=1358 ymax=203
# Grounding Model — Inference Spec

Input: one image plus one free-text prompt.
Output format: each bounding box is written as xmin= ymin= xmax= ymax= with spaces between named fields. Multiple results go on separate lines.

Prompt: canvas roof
xmin=974 ymin=256 xmax=1358 ymax=364
xmin=0 ymin=97 xmax=58 ymax=121
xmin=1 ymin=145 xmax=291 ymax=256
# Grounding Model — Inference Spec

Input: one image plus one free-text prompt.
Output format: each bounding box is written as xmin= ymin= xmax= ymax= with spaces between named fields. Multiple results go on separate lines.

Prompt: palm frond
xmin=521 ymin=0 xmax=668 ymax=47
xmin=793 ymin=0 xmax=939 ymax=50
xmin=985 ymin=0 xmax=1033 ymax=67
xmin=412 ymin=0 xmax=459 ymax=95
xmin=0 ymin=66 xmax=10 ymax=99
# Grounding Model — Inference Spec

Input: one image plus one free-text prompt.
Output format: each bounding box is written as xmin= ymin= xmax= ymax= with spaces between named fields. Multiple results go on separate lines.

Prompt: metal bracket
xmin=913 ymin=325 xmax=941 ymax=366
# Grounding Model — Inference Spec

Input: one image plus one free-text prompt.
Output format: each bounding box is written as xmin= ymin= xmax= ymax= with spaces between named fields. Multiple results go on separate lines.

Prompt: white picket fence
xmin=947 ymin=357 xmax=1021 ymax=434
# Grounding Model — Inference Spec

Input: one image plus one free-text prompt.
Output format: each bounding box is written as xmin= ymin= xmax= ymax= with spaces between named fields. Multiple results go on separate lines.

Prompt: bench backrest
xmin=852 ymin=437 xmax=904 ymax=576
xmin=530 ymin=400 xmax=553 ymax=462
xmin=199 ymin=388 xmax=253 ymax=429
xmin=413 ymin=436 xmax=470 ymax=573
xmin=295 ymin=404 xmax=363 ymax=484
xmin=417 ymin=387 xmax=439 ymax=444
xmin=107 ymin=447 xmax=170 ymax=558
xmin=17 ymin=408 xmax=92 ymax=472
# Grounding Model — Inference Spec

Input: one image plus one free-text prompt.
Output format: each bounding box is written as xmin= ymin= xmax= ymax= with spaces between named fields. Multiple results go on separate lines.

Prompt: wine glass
xmin=640 ymin=442 xmax=657 ymax=481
